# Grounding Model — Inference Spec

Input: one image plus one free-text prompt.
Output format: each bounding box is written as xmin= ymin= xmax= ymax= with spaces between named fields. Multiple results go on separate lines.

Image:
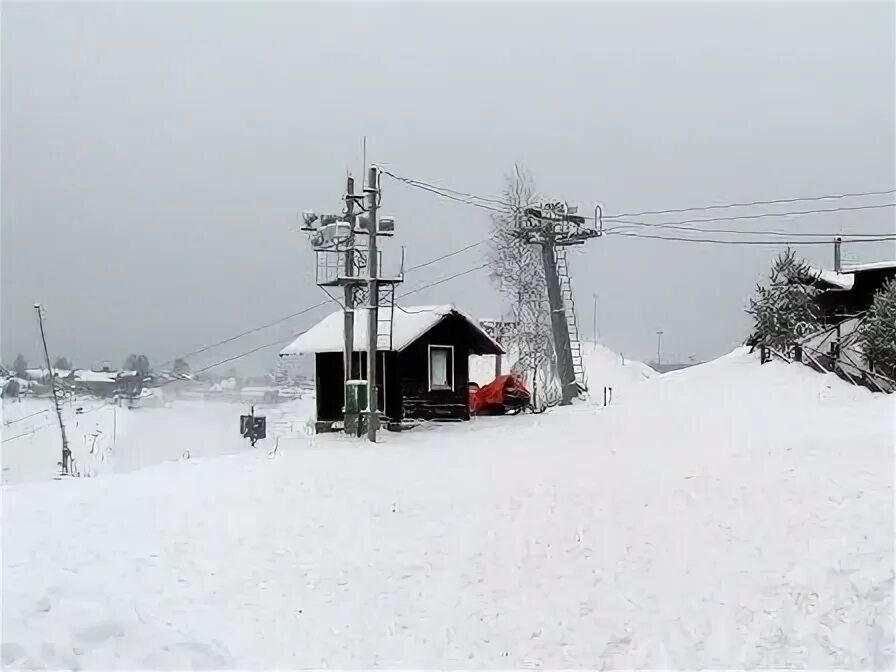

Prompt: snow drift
xmin=2 ymin=349 xmax=893 ymax=668
xmin=470 ymin=340 xmax=655 ymax=401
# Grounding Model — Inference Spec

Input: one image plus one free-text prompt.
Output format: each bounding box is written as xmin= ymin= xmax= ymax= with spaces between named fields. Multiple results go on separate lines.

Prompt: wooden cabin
xmin=804 ymin=261 xmax=896 ymax=324
xmin=280 ymin=304 xmax=504 ymax=432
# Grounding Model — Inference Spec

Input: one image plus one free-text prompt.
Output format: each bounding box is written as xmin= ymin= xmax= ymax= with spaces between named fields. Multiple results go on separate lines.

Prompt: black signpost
xmin=239 ymin=405 xmax=266 ymax=447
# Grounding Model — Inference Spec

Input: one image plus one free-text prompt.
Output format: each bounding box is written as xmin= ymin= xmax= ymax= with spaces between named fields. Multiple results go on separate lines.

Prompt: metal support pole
xmin=592 ymin=293 xmax=599 ymax=342
xmin=656 ymin=330 xmax=664 ymax=370
xmin=540 ymin=236 xmax=577 ymax=405
xmin=365 ymin=165 xmax=379 ymax=441
xmin=34 ymin=304 xmax=71 ymax=475
xmin=834 ymin=236 xmax=842 ymax=272
xmin=343 ymin=175 xmax=356 ymax=426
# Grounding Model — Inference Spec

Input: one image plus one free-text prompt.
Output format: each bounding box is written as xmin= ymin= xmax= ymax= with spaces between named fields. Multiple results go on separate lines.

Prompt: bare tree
xmin=488 ymin=165 xmax=560 ymax=406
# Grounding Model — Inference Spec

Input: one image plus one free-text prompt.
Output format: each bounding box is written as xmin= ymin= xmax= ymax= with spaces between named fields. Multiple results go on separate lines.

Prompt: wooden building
xmin=805 ymin=261 xmax=896 ymax=323
xmin=280 ymin=304 xmax=504 ymax=431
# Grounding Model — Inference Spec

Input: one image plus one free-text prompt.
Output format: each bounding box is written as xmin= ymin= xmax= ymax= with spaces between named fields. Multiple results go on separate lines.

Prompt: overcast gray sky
xmin=3 ymin=1 xmax=894 ymax=374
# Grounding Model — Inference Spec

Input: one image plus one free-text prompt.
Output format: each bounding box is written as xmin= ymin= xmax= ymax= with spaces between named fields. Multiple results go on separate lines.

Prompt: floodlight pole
xmin=365 ymin=165 xmax=379 ymax=442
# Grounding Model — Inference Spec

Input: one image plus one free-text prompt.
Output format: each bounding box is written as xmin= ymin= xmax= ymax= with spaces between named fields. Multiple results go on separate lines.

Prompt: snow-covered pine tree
xmin=859 ymin=277 xmax=896 ymax=380
xmin=747 ymin=248 xmax=821 ymax=351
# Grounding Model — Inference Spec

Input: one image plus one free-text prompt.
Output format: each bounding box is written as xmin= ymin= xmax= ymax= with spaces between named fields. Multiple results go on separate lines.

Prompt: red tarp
xmin=469 ymin=374 xmax=532 ymax=415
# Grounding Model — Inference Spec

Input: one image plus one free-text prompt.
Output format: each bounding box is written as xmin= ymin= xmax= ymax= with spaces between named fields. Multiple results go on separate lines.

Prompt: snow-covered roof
xmin=23 ymin=368 xmax=71 ymax=379
xmin=807 ymin=267 xmax=855 ymax=291
xmin=280 ymin=304 xmax=504 ymax=356
xmin=841 ymin=260 xmax=896 ymax=274
xmin=72 ymin=370 xmax=118 ymax=383
xmin=804 ymin=259 xmax=896 ymax=291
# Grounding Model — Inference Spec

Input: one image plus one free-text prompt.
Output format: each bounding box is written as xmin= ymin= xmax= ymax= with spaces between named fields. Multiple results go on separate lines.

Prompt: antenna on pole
xmin=362 ymin=136 xmax=367 ymax=186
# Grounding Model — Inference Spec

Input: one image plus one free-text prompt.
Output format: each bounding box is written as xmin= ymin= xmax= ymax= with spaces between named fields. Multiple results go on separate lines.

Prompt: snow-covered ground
xmin=2 ymin=397 xmax=314 ymax=484
xmin=2 ymin=350 xmax=893 ymax=668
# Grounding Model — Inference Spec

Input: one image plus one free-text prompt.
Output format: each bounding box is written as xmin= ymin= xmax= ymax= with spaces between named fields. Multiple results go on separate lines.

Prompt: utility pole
xmin=520 ymin=202 xmax=600 ymax=406
xmin=343 ymin=175 xmax=357 ymax=390
xmin=364 ymin=165 xmax=379 ymax=441
xmin=656 ymin=330 xmax=664 ymax=370
xmin=300 ymin=162 xmax=399 ymax=438
xmin=592 ymin=293 xmax=599 ymax=342
xmin=34 ymin=304 xmax=71 ymax=475
xmin=833 ymin=236 xmax=843 ymax=348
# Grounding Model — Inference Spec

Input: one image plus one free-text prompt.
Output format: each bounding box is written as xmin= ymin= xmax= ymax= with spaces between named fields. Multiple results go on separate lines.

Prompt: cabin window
xmin=428 ymin=345 xmax=454 ymax=391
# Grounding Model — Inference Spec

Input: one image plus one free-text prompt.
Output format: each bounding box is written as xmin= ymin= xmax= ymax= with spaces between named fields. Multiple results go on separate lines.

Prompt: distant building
xmin=281 ymin=304 xmax=504 ymax=432
xmin=23 ymin=368 xmax=71 ymax=383
xmin=240 ymin=387 xmax=281 ymax=404
xmin=69 ymin=369 xmax=143 ymax=398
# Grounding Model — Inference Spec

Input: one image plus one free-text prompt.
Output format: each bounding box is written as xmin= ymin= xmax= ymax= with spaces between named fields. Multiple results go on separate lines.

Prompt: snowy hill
xmin=2 ymin=349 xmax=893 ymax=668
xmin=469 ymin=341 xmax=656 ymax=401
xmin=579 ymin=340 xmax=656 ymax=396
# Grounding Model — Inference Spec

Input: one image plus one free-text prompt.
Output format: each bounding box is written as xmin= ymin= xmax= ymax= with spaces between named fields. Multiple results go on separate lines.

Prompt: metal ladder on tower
xmin=555 ymin=245 xmax=587 ymax=392
xmin=376 ymin=284 xmax=395 ymax=351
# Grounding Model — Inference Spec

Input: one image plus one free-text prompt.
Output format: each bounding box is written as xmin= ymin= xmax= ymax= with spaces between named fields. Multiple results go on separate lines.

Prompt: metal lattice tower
xmin=555 ymin=245 xmax=587 ymax=391
xmin=516 ymin=201 xmax=602 ymax=404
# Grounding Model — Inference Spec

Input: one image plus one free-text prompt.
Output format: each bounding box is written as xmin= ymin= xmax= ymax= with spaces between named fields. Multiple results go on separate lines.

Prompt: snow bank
xmin=580 ymin=341 xmax=656 ymax=397
xmin=469 ymin=341 xmax=656 ymax=401
xmin=2 ymin=351 xmax=893 ymax=668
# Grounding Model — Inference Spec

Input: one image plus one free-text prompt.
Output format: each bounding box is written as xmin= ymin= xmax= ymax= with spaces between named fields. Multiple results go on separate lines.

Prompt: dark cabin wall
xmin=315 ymin=352 xmax=344 ymax=421
xmin=315 ymin=351 xmax=398 ymax=422
xmin=398 ymin=314 xmax=471 ymax=421
xmin=818 ymin=268 xmax=896 ymax=321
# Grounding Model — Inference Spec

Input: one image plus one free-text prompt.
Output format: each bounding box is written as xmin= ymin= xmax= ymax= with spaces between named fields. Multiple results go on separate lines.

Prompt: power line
xmin=380 ymin=169 xmax=508 ymax=212
xmin=397 ymin=263 xmax=490 ymax=298
xmin=404 ymin=240 xmax=487 ymax=272
xmin=192 ymin=261 xmax=491 ymax=371
xmin=601 ymin=202 xmax=896 ymax=231
xmin=156 ymin=300 xmax=330 ymax=371
xmin=388 ymin=167 xmax=896 ymax=237
xmin=157 ymin=239 xmax=491 ymax=370
xmin=606 ymin=231 xmax=896 ymax=245
xmin=381 ymin=167 xmax=896 ymax=229
xmin=1 ymin=426 xmax=52 ymax=443
xmin=1 ymin=398 xmax=114 ymax=443
xmin=2 ymin=260 xmax=494 ymax=444
xmin=316 ymin=285 xmax=345 ymax=310
xmin=603 ymin=189 xmax=896 ymax=219
xmin=605 ymin=219 xmax=895 ymax=238
xmin=4 ymin=406 xmax=53 ymax=426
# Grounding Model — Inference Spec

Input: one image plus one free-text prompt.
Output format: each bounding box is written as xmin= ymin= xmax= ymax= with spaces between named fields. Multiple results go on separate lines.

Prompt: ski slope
xmin=2 ymin=349 xmax=893 ymax=668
